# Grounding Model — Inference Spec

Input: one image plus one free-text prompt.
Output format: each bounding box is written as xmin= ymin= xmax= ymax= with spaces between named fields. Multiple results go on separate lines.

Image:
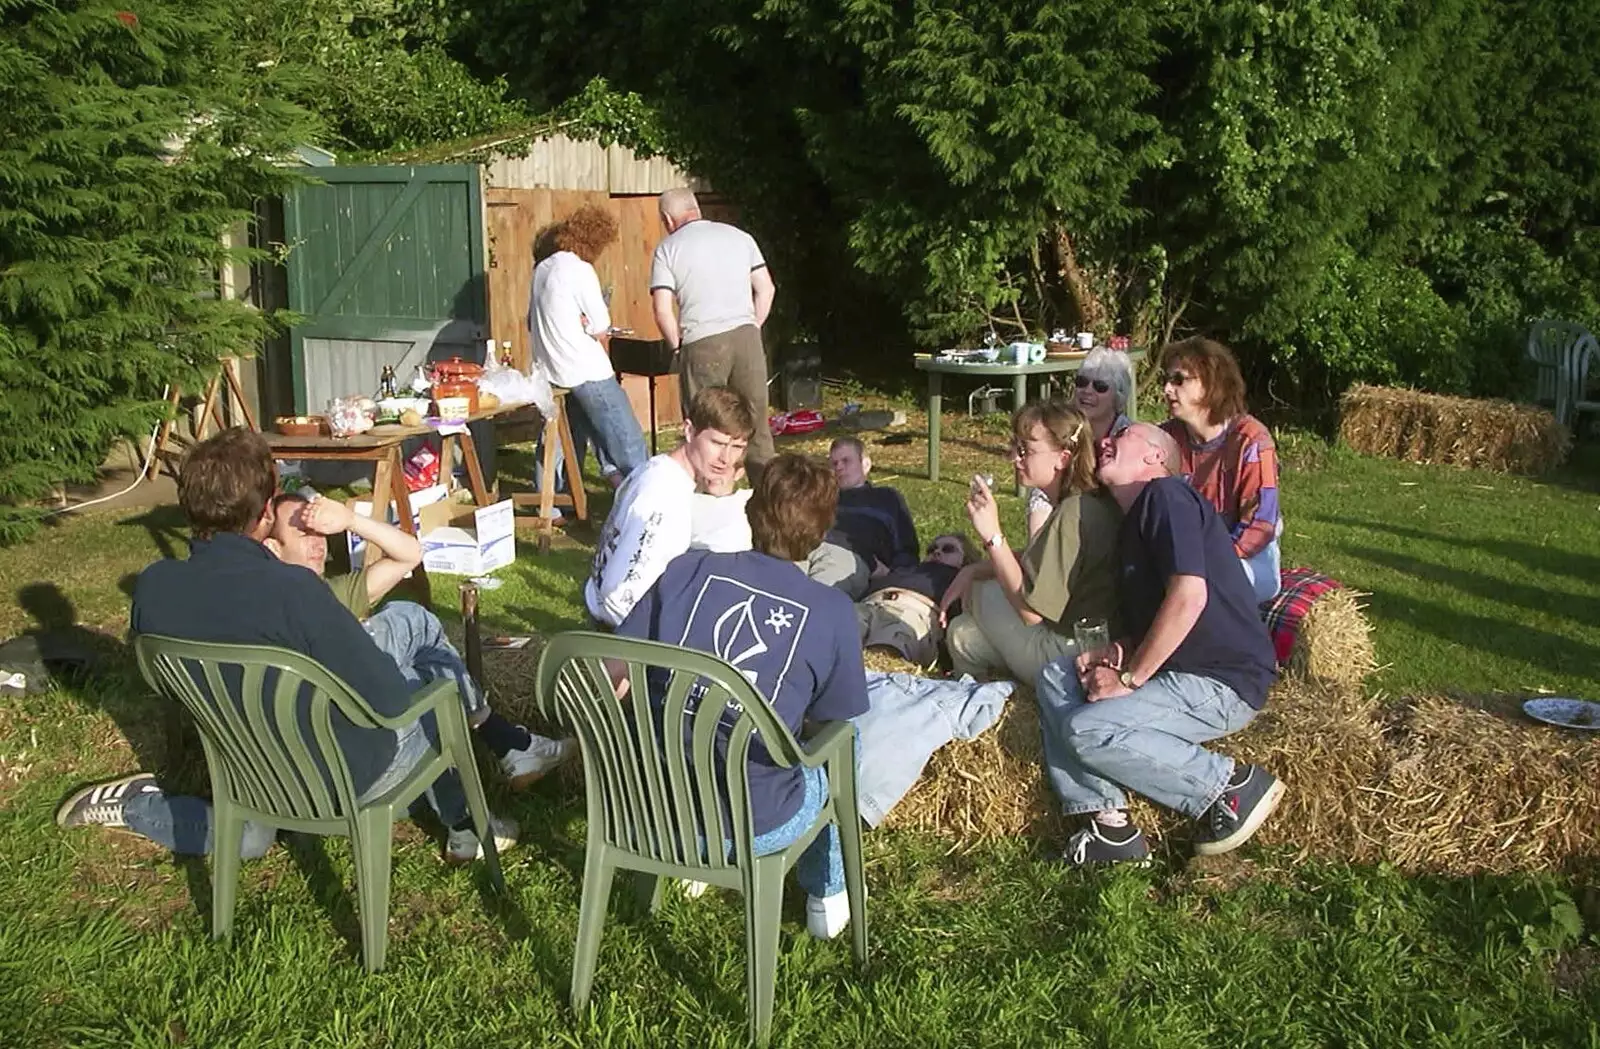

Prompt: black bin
xmin=777 ymin=344 xmax=822 ymax=411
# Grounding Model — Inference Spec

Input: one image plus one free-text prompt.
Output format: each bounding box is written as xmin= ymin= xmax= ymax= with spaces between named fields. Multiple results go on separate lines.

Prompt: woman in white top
xmin=529 ymin=205 xmax=649 ymax=489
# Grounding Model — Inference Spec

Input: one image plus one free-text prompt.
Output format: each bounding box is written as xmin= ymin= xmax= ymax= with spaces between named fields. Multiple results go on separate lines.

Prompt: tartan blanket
xmin=1262 ymin=567 xmax=1342 ymax=665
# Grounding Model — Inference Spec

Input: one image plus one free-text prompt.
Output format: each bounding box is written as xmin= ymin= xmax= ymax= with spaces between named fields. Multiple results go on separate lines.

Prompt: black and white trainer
xmin=1062 ymin=821 xmax=1153 ymax=868
xmin=1193 ymin=764 xmax=1286 ymax=856
xmin=55 ymin=773 xmax=159 ymax=829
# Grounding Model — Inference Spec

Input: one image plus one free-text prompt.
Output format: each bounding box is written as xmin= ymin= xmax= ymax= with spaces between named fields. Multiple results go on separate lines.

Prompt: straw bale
xmin=1286 ymin=586 xmax=1378 ymax=689
xmin=490 ymin=634 xmax=1600 ymax=876
xmin=1338 ymin=384 xmax=1570 ymax=474
xmin=1375 ymin=695 xmax=1600 ymax=876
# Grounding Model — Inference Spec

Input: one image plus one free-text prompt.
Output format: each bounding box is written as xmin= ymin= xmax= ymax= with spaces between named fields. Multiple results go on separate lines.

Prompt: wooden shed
xmin=480 ymin=133 xmax=726 ymax=429
xmin=242 ymin=133 xmax=715 ymax=434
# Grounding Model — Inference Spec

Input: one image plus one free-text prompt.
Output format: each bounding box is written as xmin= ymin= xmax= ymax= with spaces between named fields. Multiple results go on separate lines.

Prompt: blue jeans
xmin=122 ymin=699 xmax=467 ymax=857
xmin=1034 ymin=660 xmax=1258 ymax=820
xmin=1241 ymin=537 xmax=1282 ymax=606
xmin=535 ymin=378 xmax=648 ymax=493
xmin=751 ymin=765 xmax=843 ymax=898
xmin=363 ymin=602 xmax=487 ymax=725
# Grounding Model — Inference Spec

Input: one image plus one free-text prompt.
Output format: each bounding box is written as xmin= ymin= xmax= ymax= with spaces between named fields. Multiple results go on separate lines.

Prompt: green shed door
xmin=284 ymin=165 xmax=486 ymax=413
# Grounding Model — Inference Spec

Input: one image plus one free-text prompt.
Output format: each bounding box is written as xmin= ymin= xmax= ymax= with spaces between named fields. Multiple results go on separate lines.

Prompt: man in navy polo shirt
xmin=124 ymin=427 xmax=514 ymax=865
xmin=1035 ymin=422 xmax=1285 ymax=867
xmin=616 ymin=453 xmax=868 ymax=940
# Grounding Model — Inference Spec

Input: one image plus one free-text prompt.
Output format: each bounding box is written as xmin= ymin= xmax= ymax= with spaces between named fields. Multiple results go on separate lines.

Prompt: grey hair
xmin=658 ymin=187 xmax=700 ymax=220
xmin=1077 ymin=347 xmax=1135 ymax=414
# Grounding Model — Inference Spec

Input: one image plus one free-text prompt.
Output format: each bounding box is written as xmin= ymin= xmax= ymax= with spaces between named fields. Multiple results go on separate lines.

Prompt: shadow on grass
xmin=1344 ymin=544 xmax=1600 ymax=628
xmin=115 ymin=503 xmax=190 ymax=563
xmin=1315 ymin=514 xmax=1600 ymax=583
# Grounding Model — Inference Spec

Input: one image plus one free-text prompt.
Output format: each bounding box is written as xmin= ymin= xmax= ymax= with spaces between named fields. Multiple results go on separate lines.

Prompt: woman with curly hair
xmin=941 ymin=400 xmax=1122 ymax=686
xmin=1157 ymin=336 xmax=1282 ymax=604
xmin=528 ymin=204 xmax=648 ymax=488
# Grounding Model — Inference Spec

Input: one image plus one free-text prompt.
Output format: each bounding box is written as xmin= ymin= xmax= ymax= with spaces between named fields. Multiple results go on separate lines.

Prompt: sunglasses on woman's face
xmin=1162 ymin=370 xmax=1194 ymax=387
xmin=928 ymin=540 xmax=963 ymax=557
xmin=1074 ymin=376 xmax=1111 ymax=394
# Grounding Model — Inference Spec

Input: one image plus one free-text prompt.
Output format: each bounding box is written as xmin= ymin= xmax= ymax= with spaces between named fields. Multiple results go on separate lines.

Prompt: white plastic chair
xmin=1526 ymin=320 xmax=1599 ymax=427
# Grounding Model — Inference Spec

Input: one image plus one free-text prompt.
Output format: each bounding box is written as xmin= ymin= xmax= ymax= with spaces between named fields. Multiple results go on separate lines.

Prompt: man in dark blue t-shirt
xmin=617 ymin=453 xmax=868 ymax=940
xmin=122 ymin=428 xmax=514 ymax=866
xmin=1035 ymin=422 xmax=1284 ymax=867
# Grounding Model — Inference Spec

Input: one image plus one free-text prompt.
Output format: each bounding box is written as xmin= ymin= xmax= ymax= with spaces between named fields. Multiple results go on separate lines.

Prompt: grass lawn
xmin=1 ymin=394 xmax=1597 ymax=1047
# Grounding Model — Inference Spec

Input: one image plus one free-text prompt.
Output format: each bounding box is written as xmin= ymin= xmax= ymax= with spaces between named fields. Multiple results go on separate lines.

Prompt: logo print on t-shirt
xmin=682 ymin=575 xmax=808 ymax=698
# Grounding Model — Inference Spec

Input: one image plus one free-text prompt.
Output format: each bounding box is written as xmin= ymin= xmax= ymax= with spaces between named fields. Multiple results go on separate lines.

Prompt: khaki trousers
xmin=678 ymin=324 xmax=775 ymax=471
xmin=945 ymin=578 xmax=1076 ymax=687
xmin=856 ymin=589 xmax=941 ymax=668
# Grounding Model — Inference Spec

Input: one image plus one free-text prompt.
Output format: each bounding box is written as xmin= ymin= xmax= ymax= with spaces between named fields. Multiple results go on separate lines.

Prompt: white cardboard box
xmin=346 ymin=484 xmax=449 ymax=569
xmin=419 ymin=499 xmax=516 ymax=576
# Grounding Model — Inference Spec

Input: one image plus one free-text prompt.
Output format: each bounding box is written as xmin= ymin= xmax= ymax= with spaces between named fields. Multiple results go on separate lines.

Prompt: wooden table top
xmin=265 ymin=401 xmax=542 ymax=452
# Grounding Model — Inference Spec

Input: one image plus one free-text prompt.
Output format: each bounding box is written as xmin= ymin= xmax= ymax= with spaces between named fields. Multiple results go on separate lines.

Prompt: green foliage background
xmin=448 ymin=0 xmax=1600 ymax=405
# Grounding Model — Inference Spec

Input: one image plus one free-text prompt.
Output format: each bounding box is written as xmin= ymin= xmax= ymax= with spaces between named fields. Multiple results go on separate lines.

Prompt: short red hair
xmin=1161 ymin=336 xmax=1248 ymax=425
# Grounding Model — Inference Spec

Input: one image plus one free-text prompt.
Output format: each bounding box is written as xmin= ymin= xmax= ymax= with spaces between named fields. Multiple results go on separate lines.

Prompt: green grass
xmin=1 ymin=406 xmax=1598 ymax=1047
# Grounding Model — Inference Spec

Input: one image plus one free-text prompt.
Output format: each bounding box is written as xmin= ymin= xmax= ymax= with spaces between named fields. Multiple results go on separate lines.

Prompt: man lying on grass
xmin=613 ymin=453 xmax=869 ymax=940
xmin=1035 ymin=423 xmax=1286 ymax=866
xmin=57 ymin=428 xmax=532 ymax=865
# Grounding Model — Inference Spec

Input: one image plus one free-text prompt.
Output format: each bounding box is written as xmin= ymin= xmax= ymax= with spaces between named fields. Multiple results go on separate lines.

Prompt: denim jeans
xmin=852 ymin=672 xmax=1013 ymax=827
xmin=566 ymin=377 xmax=648 ymax=479
xmin=750 ymin=765 xmax=843 ymax=898
xmin=363 ymin=601 xmax=487 ymax=725
xmin=121 ymin=698 xmax=467 ymax=856
xmin=1240 ymin=536 xmax=1282 ymax=606
xmin=1034 ymin=659 xmax=1258 ymax=820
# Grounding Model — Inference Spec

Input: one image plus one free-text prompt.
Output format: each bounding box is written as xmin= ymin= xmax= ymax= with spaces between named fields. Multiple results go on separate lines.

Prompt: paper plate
xmin=1522 ymin=697 xmax=1600 ymax=730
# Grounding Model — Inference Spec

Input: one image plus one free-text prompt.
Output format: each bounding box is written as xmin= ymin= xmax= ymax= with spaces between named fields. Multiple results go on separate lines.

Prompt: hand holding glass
xmin=1073 ymin=617 xmax=1113 ymax=665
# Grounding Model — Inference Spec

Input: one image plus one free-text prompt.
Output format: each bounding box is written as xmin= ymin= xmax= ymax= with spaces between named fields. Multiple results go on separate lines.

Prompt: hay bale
xmin=1338 ymin=384 xmax=1570 ymax=474
xmin=882 ymin=685 xmax=1064 ymax=842
xmin=1377 ymin=695 xmax=1600 ymax=877
xmin=1286 ymin=586 xmax=1378 ymax=689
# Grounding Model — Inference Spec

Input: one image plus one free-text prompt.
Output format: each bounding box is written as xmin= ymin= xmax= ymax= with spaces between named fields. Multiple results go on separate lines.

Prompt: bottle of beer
xmin=377 ymin=364 xmax=398 ymax=399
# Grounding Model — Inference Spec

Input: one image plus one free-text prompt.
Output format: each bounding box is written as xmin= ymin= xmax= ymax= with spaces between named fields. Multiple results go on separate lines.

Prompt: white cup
xmin=1077 ymin=332 xmax=1095 ymax=350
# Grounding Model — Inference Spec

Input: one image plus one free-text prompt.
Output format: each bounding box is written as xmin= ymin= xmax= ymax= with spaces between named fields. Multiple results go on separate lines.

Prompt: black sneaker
xmin=1194 ymin=764 xmax=1286 ymax=856
xmin=1062 ymin=822 xmax=1152 ymax=867
xmin=55 ymin=773 xmax=159 ymax=829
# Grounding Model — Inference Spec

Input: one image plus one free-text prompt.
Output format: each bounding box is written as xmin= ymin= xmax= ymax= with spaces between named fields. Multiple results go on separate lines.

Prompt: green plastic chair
xmin=133 ymin=634 xmax=504 ymax=972
xmin=535 ymin=630 xmax=867 ymax=1046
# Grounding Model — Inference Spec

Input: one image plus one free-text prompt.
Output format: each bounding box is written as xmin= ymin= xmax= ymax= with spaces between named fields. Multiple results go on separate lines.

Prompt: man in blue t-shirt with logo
xmin=1036 ymin=422 xmax=1285 ymax=867
xmin=616 ymin=453 xmax=868 ymax=939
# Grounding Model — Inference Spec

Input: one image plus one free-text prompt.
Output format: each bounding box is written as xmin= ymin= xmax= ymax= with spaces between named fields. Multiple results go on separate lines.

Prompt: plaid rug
xmin=1262 ymin=567 xmax=1343 ymax=665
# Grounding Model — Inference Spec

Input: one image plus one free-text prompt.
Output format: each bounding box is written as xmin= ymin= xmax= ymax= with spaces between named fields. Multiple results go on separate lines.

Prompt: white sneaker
xmin=805 ymin=892 xmax=851 ymax=940
xmin=501 ymin=735 xmax=577 ymax=790
xmin=444 ymin=814 xmax=518 ymax=866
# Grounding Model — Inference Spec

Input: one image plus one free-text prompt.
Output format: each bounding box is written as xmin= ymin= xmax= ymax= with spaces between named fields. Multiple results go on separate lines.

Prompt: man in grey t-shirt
xmin=650 ymin=187 xmax=777 ymax=473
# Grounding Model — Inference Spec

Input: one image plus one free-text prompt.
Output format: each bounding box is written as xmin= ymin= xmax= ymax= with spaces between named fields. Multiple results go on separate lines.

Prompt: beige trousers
xmin=856 ymin=588 xmax=941 ymax=667
xmin=945 ymin=578 xmax=1076 ymax=687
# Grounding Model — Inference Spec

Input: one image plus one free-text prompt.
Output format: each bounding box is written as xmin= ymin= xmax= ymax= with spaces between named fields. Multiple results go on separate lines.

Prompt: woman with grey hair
xmin=1027 ymin=348 xmax=1136 ymax=537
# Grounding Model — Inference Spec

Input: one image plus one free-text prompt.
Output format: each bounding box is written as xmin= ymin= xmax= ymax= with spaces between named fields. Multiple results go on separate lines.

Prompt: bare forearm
xmin=1126 ymin=575 xmax=1207 ymax=685
xmin=651 ymin=291 xmax=681 ymax=350
xmin=348 ymin=512 xmax=422 ymax=569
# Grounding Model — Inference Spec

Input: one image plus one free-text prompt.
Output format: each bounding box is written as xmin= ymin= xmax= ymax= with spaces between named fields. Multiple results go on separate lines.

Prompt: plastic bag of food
xmin=327 ymin=396 xmax=374 ymax=437
xmin=481 ymin=354 xmax=555 ymax=417
xmin=403 ymin=441 xmax=441 ymax=491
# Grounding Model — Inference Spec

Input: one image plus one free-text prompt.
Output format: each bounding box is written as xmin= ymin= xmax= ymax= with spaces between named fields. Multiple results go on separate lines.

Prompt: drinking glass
xmin=1074 ymin=617 xmax=1111 ymax=660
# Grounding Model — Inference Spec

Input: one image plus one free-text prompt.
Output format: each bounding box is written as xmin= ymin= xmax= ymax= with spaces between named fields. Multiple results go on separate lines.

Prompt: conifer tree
xmin=0 ymin=0 xmax=316 ymax=541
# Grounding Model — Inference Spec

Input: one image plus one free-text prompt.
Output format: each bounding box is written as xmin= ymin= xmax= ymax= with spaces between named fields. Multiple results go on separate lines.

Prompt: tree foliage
xmin=455 ymin=0 xmax=1600 ymax=403
xmin=0 ymin=0 xmax=318 ymax=542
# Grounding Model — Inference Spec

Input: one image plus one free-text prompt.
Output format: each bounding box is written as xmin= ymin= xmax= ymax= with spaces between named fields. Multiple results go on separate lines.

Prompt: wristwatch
xmin=1119 ymin=669 xmax=1137 ymax=689
xmin=984 ymin=532 xmax=1005 ymax=550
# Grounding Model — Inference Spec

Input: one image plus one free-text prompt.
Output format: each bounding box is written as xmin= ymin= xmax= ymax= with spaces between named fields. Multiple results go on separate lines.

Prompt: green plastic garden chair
xmin=133 ymin=634 xmax=504 ymax=972
xmin=535 ymin=630 xmax=867 ymax=1046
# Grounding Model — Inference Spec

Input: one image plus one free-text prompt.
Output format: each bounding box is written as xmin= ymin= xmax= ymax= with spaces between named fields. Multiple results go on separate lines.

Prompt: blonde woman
xmin=942 ymin=401 xmax=1122 ymax=686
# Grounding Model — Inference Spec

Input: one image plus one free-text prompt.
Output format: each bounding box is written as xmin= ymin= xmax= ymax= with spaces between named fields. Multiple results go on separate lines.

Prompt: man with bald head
xmin=650 ymin=187 xmax=777 ymax=474
xmin=1034 ymin=422 xmax=1284 ymax=867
